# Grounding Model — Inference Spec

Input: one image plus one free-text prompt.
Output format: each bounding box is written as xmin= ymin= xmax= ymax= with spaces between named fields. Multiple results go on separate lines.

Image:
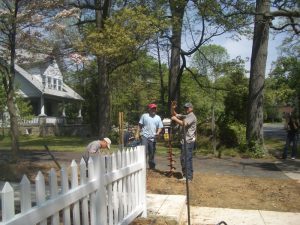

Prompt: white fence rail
xmin=0 ymin=146 xmax=146 ymax=225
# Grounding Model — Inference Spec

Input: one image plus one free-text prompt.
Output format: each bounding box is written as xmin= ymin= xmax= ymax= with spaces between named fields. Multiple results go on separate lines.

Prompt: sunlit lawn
xmin=0 ymin=135 xmax=94 ymax=152
xmin=0 ymin=135 xmax=181 ymax=154
xmin=0 ymin=134 xmax=290 ymax=157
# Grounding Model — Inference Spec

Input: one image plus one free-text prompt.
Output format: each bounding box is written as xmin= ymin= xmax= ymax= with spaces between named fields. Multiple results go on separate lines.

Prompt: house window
xmin=53 ymin=78 xmax=57 ymax=90
xmin=47 ymin=77 xmax=52 ymax=88
xmin=58 ymin=80 xmax=62 ymax=91
xmin=42 ymin=76 xmax=46 ymax=87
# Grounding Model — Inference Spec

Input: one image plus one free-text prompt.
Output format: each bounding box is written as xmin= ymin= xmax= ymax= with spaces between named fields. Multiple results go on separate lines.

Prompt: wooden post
xmin=119 ymin=112 xmax=124 ymax=148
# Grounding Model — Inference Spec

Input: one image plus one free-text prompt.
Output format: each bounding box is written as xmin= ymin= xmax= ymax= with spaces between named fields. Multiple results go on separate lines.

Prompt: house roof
xmin=15 ymin=64 xmax=84 ymax=101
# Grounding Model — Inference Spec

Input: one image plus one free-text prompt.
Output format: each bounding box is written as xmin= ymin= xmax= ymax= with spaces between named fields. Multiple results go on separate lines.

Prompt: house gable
xmin=15 ymin=61 xmax=83 ymax=101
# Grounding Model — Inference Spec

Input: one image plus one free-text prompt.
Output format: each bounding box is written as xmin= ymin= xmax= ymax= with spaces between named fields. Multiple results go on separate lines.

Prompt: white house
xmin=0 ymin=51 xmax=89 ymax=136
xmin=15 ymin=57 xmax=84 ymax=121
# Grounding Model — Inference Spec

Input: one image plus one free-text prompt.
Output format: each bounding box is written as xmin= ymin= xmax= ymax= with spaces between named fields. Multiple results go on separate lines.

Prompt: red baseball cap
xmin=148 ymin=103 xmax=157 ymax=109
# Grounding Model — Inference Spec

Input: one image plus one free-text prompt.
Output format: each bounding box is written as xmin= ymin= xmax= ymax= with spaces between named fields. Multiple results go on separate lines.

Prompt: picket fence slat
xmin=1 ymin=183 xmax=15 ymax=222
xmin=61 ymin=167 xmax=71 ymax=225
xmin=0 ymin=146 xmax=146 ymax=225
xmin=80 ymin=159 xmax=89 ymax=225
xmin=71 ymin=160 xmax=80 ymax=225
xmin=49 ymin=168 xmax=59 ymax=225
xmin=106 ymin=156 xmax=113 ymax=225
xmin=112 ymin=152 xmax=119 ymax=225
xmin=35 ymin=171 xmax=47 ymax=225
xmin=20 ymin=175 xmax=31 ymax=213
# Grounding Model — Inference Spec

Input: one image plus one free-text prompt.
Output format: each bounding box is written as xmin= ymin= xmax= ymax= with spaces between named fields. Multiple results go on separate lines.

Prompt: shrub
xmin=218 ymin=120 xmax=247 ymax=151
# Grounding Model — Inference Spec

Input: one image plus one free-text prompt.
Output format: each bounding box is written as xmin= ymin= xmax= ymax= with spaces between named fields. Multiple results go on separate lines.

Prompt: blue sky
xmin=211 ymin=33 xmax=285 ymax=76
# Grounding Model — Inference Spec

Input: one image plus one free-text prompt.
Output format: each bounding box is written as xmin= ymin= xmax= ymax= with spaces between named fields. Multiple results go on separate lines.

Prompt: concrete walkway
xmin=147 ymin=194 xmax=300 ymax=225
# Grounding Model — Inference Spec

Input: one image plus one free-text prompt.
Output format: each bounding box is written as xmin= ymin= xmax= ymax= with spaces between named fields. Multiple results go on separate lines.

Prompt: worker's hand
xmin=171 ymin=116 xmax=177 ymax=121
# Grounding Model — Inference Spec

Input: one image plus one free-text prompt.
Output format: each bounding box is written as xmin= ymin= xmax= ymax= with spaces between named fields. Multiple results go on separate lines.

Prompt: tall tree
xmin=68 ymin=2 xmax=162 ymax=137
xmin=246 ymin=0 xmax=300 ymax=149
xmin=168 ymin=0 xmax=188 ymax=110
xmin=0 ymin=0 xmax=65 ymax=159
xmin=0 ymin=0 xmax=23 ymax=159
xmin=167 ymin=0 xmax=252 ymax=113
xmin=246 ymin=0 xmax=270 ymax=148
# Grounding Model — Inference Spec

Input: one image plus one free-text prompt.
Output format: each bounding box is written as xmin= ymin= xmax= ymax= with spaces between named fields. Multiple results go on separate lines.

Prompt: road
xmin=263 ymin=123 xmax=286 ymax=140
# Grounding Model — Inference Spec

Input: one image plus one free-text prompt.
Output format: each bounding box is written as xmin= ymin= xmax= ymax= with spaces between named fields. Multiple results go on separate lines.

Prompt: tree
xmin=246 ymin=0 xmax=300 ymax=150
xmin=67 ymin=2 xmax=163 ymax=137
xmin=168 ymin=0 xmax=188 ymax=110
xmin=0 ymin=0 xmax=65 ymax=159
xmin=269 ymin=56 xmax=300 ymax=114
xmin=0 ymin=0 xmax=24 ymax=159
xmin=167 ymin=0 xmax=252 ymax=113
xmin=192 ymin=44 xmax=229 ymax=154
xmin=246 ymin=0 xmax=270 ymax=149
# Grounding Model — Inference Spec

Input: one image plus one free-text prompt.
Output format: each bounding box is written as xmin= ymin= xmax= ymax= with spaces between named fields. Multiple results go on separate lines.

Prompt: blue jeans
xmin=141 ymin=136 xmax=156 ymax=169
xmin=283 ymin=133 xmax=298 ymax=158
xmin=181 ymin=142 xmax=195 ymax=180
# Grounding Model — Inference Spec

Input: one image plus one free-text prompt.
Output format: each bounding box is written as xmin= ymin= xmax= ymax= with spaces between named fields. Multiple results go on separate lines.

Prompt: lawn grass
xmin=0 ymin=135 xmax=182 ymax=154
xmin=0 ymin=134 xmax=291 ymax=158
xmin=0 ymin=135 xmax=93 ymax=152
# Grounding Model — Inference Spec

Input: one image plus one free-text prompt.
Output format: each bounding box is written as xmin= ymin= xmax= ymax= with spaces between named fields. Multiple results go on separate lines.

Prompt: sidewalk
xmin=147 ymin=194 xmax=300 ymax=225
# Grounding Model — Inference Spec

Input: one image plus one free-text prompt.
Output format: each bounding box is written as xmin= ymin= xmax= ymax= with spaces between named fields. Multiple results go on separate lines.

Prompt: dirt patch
xmin=146 ymin=169 xmax=300 ymax=212
xmin=1 ymin=156 xmax=299 ymax=224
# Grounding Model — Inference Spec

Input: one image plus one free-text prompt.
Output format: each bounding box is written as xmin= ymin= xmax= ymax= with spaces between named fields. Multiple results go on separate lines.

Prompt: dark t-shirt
xmin=288 ymin=119 xmax=299 ymax=135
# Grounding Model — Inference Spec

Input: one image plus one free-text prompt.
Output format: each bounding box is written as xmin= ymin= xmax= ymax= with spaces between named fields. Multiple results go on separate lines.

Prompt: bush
xmin=218 ymin=120 xmax=247 ymax=151
xmin=245 ymin=139 xmax=265 ymax=158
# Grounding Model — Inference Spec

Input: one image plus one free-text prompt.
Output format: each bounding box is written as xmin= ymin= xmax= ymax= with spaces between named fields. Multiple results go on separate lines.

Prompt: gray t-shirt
xmin=178 ymin=112 xmax=197 ymax=143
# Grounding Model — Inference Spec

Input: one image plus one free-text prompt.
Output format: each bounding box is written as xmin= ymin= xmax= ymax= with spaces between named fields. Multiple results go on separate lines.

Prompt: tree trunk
xmin=156 ymin=38 xmax=166 ymax=111
xmin=97 ymin=57 xmax=111 ymax=138
xmin=168 ymin=0 xmax=187 ymax=113
xmin=6 ymin=0 xmax=20 ymax=161
xmin=246 ymin=0 xmax=270 ymax=147
xmin=7 ymin=76 xmax=20 ymax=161
xmin=95 ymin=0 xmax=111 ymax=138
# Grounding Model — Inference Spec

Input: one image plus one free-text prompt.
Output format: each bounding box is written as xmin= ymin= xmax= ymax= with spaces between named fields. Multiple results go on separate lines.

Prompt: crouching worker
xmin=83 ymin=137 xmax=112 ymax=164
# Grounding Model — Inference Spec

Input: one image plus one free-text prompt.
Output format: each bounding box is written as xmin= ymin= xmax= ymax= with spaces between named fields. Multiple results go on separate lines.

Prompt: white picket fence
xmin=0 ymin=146 xmax=147 ymax=225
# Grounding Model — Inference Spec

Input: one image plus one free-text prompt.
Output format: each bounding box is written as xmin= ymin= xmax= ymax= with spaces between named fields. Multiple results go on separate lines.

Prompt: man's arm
xmin=156 ymin=128 xmax=162 ymax=136
xmin=171 ymin=115 xmax=184 ymax=126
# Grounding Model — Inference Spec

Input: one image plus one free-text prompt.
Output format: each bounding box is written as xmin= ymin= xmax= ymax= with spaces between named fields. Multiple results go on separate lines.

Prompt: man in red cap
xmin=136 ymin=103 xmax=163 ymax=170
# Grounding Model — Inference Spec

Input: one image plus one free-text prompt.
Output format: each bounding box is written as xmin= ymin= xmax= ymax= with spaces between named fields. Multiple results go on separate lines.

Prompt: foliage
xmin=192 ymin=44 xmax=230 ymax=78
xmin=15 ymin=95 xmax=34 ymax=120
xmin=264 ymin=78 xmax=290 ymax=122
xmin=246 ymin=139 xmax=265 ymax=158
xmin=0 ymin=83 xmax=5 ymax=113
xmin=222 ymin=62 xmax=248 ymax=124
xmin=81 ymin=6 xmax=165 ymax=59
xmin=110 ymin=54 xmax=168 ymax=125
xmin=217 ymin=116 xmax=247 ymax=150
xmin=269 ymin=56 xmax=300 ymax=110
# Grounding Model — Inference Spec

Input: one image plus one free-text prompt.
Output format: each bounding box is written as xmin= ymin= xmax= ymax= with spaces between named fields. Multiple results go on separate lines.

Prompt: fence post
xmin=36 ymin=171 xmax=47 ymax=225
xmin=140 ymin=145 xmax=147 ymax=217
xmin=97 ymin=155 xmax=108 ymax=225
xmin=61 ymin=166 xmax=71 ymax=225
xmin=20 ymin=175 xmax=31 ymax=213
xmin=71 ymin=160 xmax=80 ymax=225
xmin=49 ymin=168 xmax=59 ymax=225
xmin=88 ymin=157 xmax=97 ymax=225
xmin=1 ymin=182 xmax=15 ymax=222
xmin=80 ymin=158 xmax=89 ymax=225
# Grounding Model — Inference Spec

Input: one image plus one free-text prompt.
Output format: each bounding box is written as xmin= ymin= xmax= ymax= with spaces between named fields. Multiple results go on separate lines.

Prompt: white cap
xmin=103 ymin=137 xmax=111 ymax=149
